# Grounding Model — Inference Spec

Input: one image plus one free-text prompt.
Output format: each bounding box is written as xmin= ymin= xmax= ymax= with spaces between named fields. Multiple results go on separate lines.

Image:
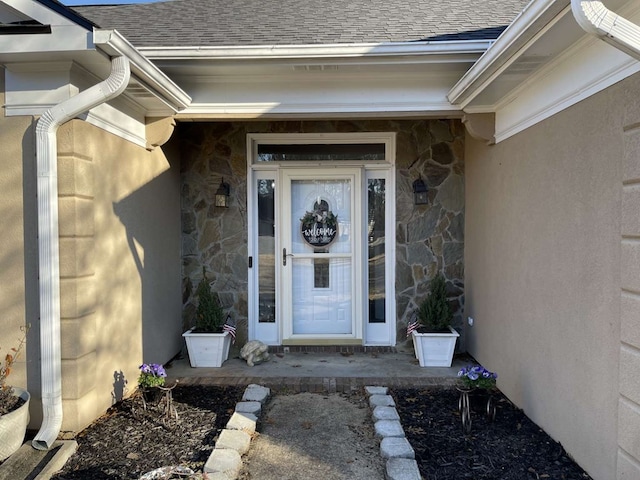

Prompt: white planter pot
xmin=0 ymin=387 xmax=30 ymax=462
xmin=412 ymin=327 xmax=460 ymax=367
xmin=182 ymin=329 xmax=232 ymax=367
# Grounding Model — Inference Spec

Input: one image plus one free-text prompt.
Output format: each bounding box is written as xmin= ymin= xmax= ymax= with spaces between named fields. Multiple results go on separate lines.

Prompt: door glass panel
xmin=258 ymin=143 xmax=385 ymax=162
xmin=368 ymin=179 xmax=386 ymax=323
xmin=314 ymin=258 xmax=330 ymax=288
xmin=290 ymin=178 xmax=352 ymax=335
xmin=257 ymin=179 xmax=275 ymax=323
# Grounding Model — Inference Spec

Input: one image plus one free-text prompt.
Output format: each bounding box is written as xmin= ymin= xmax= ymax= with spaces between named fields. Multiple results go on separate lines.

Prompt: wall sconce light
xmin=413 ymin=176 xmax=428 ymax=205
xmin=215 ymin=178 xmax=230 ymax=208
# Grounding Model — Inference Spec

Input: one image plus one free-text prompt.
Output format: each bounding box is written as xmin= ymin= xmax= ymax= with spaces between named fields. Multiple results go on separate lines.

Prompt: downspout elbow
xmin=571 ymin=0 xmax=640 ymax=60
xmin=32 ymin=55 xmax=130 ymax=451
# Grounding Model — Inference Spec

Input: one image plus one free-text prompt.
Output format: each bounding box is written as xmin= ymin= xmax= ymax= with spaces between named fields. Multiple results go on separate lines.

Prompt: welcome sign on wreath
xmin=300 ymin=200 xmax=338 ymax=248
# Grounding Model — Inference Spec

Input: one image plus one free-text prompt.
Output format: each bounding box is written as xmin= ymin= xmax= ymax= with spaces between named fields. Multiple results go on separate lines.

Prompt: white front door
xmin=281 ymin=169 xmax=362 ymax=340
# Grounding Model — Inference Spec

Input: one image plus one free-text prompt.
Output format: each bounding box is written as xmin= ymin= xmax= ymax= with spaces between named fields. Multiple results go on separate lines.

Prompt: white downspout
xmin=32 ymin=55 xmax=131 ymax=450
xmin=571 ymin=0 xmax=640 ymax=60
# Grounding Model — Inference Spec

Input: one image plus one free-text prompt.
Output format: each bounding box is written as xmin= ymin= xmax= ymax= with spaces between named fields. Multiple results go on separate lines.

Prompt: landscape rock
xmin=242 ymin=384 xmax=270 ymax=404
xmin=216 ymin=429 xmax=252 ymax=455
xmin=369 ymin=394 xmax=396 ymax=408
xmin=204 ymin=449 xmax=242 ymax=477
xmin=373 ymin=406 xmax=400 ymax=421
xmin=225 ymin=412 xmax=257 ymax=434
xmin=235 ymin=401 xmax=261 ymax=415
xmin=385 ymin=458 xmax=422 ymax=480
xmin=375 ymin=420 xmax=405 ymax=438
xmin=380 ymin=437 xmax=415 ymax=459
xmin=365 ymin=386 xmax=388 ymax=395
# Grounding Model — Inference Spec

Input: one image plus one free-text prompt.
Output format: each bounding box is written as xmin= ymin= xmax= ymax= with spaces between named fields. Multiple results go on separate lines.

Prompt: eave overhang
xmin=448 ymin=0 xmax=638 ymax=143
xmin=448 ymin=0 xmax=573 ymax=107
xmin=141 ymin=40 xmax=494 ymax=120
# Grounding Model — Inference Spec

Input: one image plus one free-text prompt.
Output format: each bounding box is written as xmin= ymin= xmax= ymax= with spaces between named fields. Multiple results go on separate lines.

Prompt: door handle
xmin=283 ymin=248 xmax=294 ymax=266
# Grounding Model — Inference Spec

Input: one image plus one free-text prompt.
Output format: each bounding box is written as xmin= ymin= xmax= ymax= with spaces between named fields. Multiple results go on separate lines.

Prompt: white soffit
xmin=449 ymin=0 xmax=639 ymax=143
xmin=1 ymin=2 xmax=190 ymax=144
xmin=143 ymin=41 xmax=491 ymax=119
xmin=0 ymin=0 xmax=92 ymax=53
xmin=0 ymin=0 xmax=191 ymax=136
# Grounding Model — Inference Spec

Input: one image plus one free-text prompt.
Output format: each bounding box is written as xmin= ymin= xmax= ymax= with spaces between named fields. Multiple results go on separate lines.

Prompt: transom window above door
xmin=248 ymin=133 xmax=396 ymax=166
xmin=257 ymin=143 xmax=386 ymax=162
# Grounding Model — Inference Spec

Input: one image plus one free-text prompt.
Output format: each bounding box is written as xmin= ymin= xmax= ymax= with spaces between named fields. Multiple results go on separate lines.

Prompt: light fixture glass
xmin=413 ymin=176 xmax=428 ymax=205
xmin=215 ymin=178 xmax=230 ymax=208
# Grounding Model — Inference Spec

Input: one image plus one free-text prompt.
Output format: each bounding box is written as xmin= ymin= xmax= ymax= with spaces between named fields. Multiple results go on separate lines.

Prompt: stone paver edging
xmin=204 ymin=384 xmax=270 ymax=479
xmin=364 ymin=385 xmax=421 ymax=480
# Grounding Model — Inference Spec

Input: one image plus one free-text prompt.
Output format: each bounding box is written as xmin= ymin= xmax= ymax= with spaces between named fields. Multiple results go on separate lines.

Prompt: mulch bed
xmin=49 ymin=385 xmax=593 ymax=480
xmin=391 ymin=387 xmax=593 ymax=480
xmin=51 ymin=385 xmax=243 ymax=480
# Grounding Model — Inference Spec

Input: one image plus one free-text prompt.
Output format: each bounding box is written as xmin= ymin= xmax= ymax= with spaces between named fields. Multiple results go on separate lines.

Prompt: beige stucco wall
xmin=464 ymin=74 xmax=640 ymax=478
xmin=0 ymin=67 xmax=40 ymax=425
xmin=56 ymin=120 xmax=182 ymax=432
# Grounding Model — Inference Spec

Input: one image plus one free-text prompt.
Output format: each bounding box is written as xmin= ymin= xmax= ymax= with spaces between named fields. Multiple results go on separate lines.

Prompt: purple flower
xmin=138 ymin=363 xmax=167 ymax=388
xmin=458 ymin=364 xmax=497 ymax=389
xmin=139 ymin=363 xmax=166 ymax=378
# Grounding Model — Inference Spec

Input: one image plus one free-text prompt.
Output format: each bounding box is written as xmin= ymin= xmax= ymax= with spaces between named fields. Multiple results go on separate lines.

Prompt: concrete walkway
xmin=240 ymin=392 xmax=385 ymax=480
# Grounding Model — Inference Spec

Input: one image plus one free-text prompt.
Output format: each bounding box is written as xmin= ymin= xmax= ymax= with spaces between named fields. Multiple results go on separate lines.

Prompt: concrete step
xmin=0 ymin=441 xmax=77 ymax=480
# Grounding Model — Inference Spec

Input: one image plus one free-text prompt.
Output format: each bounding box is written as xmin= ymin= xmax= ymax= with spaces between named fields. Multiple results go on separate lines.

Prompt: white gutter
xmin=448 ymin=0 xmax=570 ymax=106
xmin=139 ymin=40 xmax=494 ymax=60
xmin=571 ymin=0 xmax=640 ymax=60
xmin=94 ymin=29 xmax=191 ymax=111
xmin=32 ymin=55 xmax=131 ymax=451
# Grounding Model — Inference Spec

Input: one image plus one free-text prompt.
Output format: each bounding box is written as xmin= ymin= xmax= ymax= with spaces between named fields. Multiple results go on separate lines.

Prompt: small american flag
xmin=406 ymin=313 xmax=420 ymax=337
xmin=223 ymin=315 xmax=236 ymax=344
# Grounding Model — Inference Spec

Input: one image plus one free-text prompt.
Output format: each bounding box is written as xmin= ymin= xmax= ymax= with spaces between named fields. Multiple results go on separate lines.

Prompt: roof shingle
xmin=72 ymin=0 xmax=531 ymax=47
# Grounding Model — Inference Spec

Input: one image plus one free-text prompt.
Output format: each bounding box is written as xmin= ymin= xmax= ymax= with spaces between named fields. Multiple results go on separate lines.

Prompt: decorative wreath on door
xmin=300 ymin=200 xmax=338 ymax=248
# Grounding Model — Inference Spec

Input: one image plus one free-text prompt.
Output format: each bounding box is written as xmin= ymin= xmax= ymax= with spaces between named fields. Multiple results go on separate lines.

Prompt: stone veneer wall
xmin=178 ymin=120 xmax=464 ymax=348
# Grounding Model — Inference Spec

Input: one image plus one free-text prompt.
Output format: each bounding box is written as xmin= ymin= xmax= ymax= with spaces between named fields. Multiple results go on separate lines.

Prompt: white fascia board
xmin=0 ymin=26 xmax=91 ymax=53
xmin=448 ymin=0 xmax=570 ymax=106
xmin=178 ymin=68 xmax=464 ymax=119
xmin=180 ymin=102 xmax=460 ymax=119
xmin=494 ymin=32 xmax=640 ymax=142
xmin=93 ymin=29 xmax=191 ymax=111
xmin=139 ymin=40 xmax=494 ymax=61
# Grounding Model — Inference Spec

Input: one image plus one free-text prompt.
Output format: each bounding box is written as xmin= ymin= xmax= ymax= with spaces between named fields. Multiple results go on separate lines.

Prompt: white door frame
xmin=247 ymin=133 xmax=397 ymax=346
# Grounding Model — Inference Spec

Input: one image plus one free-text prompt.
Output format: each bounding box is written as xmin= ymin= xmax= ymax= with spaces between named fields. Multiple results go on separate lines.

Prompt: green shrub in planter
xmin=194 ymin=268 xmax=224 ymax=333
xmin=417 ymin=273 xmax=453 ymax=332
